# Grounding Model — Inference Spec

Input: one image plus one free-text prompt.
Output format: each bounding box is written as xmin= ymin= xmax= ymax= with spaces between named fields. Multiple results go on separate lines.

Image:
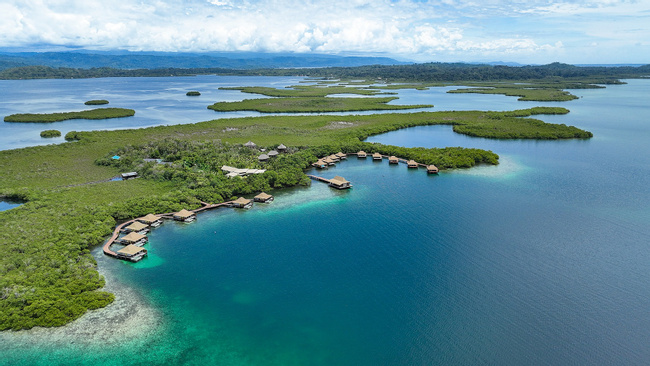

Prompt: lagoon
xmin=1 ymin=78 xmax=649 ymax=365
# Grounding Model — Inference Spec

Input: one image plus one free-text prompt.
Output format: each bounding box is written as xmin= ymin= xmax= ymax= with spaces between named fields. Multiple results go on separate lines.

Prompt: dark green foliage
xmin=4 ymin=108 xmax=135 ymax=123
xmin=208 ymin=97 xmax=431 ymax=113
xmin=40 ymin=129 xmax=61 ymax=138
xmin=84 ymin=100 xmax=109 ymax=105
xmin=186 ymin=91 xmax=201 ymax=96
xmin=65 ymin=131 xmax=82 ymax=141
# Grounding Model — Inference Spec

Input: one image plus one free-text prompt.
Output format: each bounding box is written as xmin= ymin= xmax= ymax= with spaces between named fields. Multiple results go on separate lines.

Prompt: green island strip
xmin=208 ymin=96 xmax=432 ymax=113
xmin=3 ymin=108 xmax=135 ymax=123
xmin=84 ymin=100 xmax=109 ymax=105
xmin=39 ymin=129 xmax=61 ymax=138
xmin=0 ymin=106 xmax=590 ymax=330
xmin=220 ymin=85 xmax=389 ymax=97
xmin=186 ymin=91 xmax=201 ymax=96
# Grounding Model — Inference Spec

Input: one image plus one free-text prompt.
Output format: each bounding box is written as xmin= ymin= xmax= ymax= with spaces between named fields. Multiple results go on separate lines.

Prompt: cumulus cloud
xmin=0 ymin=0 xmax=647 ymax=62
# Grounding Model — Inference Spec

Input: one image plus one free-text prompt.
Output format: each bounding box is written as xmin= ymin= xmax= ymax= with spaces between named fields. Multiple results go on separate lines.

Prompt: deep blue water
xmin=1 ymin=78 xmax=649 ymax=365
xmin=0 ymin=199 xmax=22 ymax=211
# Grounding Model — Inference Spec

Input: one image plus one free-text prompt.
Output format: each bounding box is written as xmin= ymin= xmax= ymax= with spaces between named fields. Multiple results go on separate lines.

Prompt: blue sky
xmin=1 ymin=0 xmax=648 ymax=64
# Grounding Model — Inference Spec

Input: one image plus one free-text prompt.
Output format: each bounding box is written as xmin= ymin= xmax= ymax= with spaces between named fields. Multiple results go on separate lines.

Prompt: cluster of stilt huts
xmin=104 ymin=192 xmax=275 ymax=262
xmin=311 ymin=151 xmax=439 ymax=174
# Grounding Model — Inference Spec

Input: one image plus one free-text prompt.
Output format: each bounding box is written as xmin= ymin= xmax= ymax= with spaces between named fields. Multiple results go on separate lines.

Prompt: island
xmin=3 ymin=108 xmax=136 ymax=123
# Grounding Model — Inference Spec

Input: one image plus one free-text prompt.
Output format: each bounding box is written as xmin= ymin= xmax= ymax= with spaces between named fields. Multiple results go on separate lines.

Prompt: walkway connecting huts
xmin=357 ymin=151 xmax=367 ymax=158
xmin=117 ymin=245 xmax=147 ymax=262
xmin=173 ymin=209 xmax=196 ymax=222
xmin=231 ymin=197 xmax=253 ymax=209
xmin=335 ymin=152 xmax=347 ymax=160
xmin=329 ymin=176 xmax=352 ymax=189
xmin=254 ymin=192 xmax=274 ymax=203
xmin=123 ymin=221 xmax=149 ymax=234
xmin=373 ymin=152 xmax=383 ymax=160
xmin=120 ymin=232 xmax=148 ymax=246
xmin=138 ymin=213 xmax=162 ymax=227
xmin=389 ymin=156 xmax=399 ymax=164
xmin=407 ymin=160 xmax=419 ymax=168
xmin=427 ymin=165 xmax=439 ymax=174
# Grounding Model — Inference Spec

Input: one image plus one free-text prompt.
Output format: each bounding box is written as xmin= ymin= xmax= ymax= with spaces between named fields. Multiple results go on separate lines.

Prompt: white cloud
xmin=0 ymin=0 xmax=647 ymax=63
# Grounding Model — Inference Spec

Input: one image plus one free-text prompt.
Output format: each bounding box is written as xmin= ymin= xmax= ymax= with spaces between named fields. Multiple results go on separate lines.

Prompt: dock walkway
xmin=103 ymin=200 xmax=233 ymax=259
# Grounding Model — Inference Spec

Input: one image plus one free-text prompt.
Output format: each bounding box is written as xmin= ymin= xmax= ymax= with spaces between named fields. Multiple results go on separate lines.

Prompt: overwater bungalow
xmin=277 ymin=144 xmax=287 ymax=152
xmin=244 ymin=141 xmax=258 ymax=149
xmin=407 ymin=160 xmax=419 ymax=168
xmin=357 ymin=151 xmax=367 ymax=158
xmin=372 ymin=152 xmax=383 ymax=160
xmin=117 ymin=245 xmax=147 ymax=262
xmin=121 ymin=172 xmax=138 ymax=180
xmin=231 ymin=197 xmax=253 ymax=209
xmin=323 ymin=157 xmax=336 ymax=166
xmin=120 ymin=232 xmax=148 ymax=246
xmin=122 ymin=221 xmax=149 ymax=234
xmin=258 ymin=154 xmax=270 ymax=162
xmin=427 ymin=165 xmax=439 ymax=174
xmin=335 ymin=152 xmax=347 ymax=159
xmin=328 ymin=154 xmax=340 ymax=162
xmin=312 ymin=160 xmax=327 ymax=169
xmin=268 ymin=150 xmax=279 ymax=158
xmin=329 ymin=176 xmax=352 ymax=189
xmin=138 ymin=213 xmax=162 ymax=227
xmin=254 ymin=192 xmax=274 ymax=203
xmin=389 ymin=156 xmax=399 ymax=164
xmin=173 ymin=209 xmax=196 ymax=222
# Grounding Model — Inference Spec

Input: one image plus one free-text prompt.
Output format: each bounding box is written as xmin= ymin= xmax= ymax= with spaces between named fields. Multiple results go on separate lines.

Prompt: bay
xmin=1 ymin=78 xmax=649 ymax=365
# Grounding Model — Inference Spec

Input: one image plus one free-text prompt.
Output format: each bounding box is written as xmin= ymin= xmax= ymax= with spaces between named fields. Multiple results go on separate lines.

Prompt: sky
xmin=0 ymin=0 xmax=649 ymax=64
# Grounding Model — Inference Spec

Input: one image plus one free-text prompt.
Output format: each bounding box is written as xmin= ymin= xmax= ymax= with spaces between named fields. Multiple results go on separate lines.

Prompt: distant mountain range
xmin=0 ymin=51 xmax=410 ymax=71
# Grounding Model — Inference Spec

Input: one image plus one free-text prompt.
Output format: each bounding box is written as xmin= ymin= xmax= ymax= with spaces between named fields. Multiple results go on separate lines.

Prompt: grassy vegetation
xmin=3 ymin=108 xmax=135 ymax=123
xmin=220 ymin=85 xmax=389 ymax=97
xmin=186 ymin=91 xmax=201 ymax=96
xmin=84 ymin=100 xmax=109 ymax=105
xmin=39 ymin=130 xmax=61 ymax=138
xmin=208 ymin=96 xmax=432 ymax=113
xmin=0 ymin=106 xmax=592 ymax=330
xmin=448 ymin=86 xmax=579 ymax=101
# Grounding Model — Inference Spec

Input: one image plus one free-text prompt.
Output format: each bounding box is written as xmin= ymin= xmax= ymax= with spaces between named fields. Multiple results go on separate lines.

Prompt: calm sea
xmin=1 ymin=78 xmax=649 ymax=365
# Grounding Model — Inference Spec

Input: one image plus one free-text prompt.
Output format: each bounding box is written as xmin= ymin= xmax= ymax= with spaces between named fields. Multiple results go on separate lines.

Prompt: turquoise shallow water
xmin=2 ymin=79 xmax=650 ymax=365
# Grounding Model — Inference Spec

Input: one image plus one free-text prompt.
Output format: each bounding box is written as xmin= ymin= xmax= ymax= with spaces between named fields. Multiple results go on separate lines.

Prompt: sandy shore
xmin=0 ymin=247 xmax=164 ymax=351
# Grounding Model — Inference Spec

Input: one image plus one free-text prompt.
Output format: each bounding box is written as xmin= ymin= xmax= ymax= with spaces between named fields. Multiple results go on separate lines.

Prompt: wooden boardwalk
xmin=103 ymin=200 xmax=233 ymax=259
xmin=306 ymin=174 xmax=333 ymax=184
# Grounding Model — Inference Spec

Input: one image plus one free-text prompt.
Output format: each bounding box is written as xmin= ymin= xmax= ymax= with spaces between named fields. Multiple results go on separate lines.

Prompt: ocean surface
xmin=1 ymin=78 xmax=650 ymax=365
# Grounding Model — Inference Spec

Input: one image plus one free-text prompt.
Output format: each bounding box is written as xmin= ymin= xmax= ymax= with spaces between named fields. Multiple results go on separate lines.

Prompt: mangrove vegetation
xmin=39 ymin=130 xmax=61 ymax=138
xmin=3 ymin=108 xmax=135 ymax=123
xmin=208 ymin=96 xmax=432 ymax=113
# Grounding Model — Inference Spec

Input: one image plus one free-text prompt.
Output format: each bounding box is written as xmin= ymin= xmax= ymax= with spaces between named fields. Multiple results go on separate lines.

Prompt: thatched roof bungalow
xmin=323 ymin=157 xmax=336 ymax=166
xmin=372 ymin=153 xmax=383 ymax=160
xmin=123 ymin=221 xmax=149 ymax=234
xmin=254 ymin=192 xmax=274 ymax=203
xmin=231 ymin=197 xmax=253 ymax=209
xmin=329 ymin=176 xmax=352 ymax=189
xmin=357 ymin=151 xmax=367 ymax=158
xmin=427 ymin=165 xmax=439 ymax=174
xmin=244 ymin=141 xmax=258 ymax=149
xmin=407 ymin=160 xmax=418 ymax=168
xmin=388 ymin=156 xmax=399 ymax=164
xmin=138 ymin=214 xmax=162 ymax=227
xmin=277 ymin=144 xmax=287 ymax=152
xmin=120 ymin=232 xmax=148 ymax=246
xmin=117 ymin=245 xmax=147 ymax=262
xmin=258 ymin=154 xmax=270 ymax=162
xmin=312 ymin=160 xmax=327 ymax=169
xmin=173 ymin=209 xmax=196 ymax=222
xmin=268 ymin=150 xmax=279 ymax=157
xmin=335 ymin=152 xmax=347 ymax=159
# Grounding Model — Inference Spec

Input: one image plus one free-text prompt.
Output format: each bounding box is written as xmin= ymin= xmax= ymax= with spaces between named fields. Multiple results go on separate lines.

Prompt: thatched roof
xmin=126 ymin=222 xmax=148 ymax=232
xmin=174 ymin=209 xmax=195 ymax=219
xmin=372 ymin=153 xmax=382 ymax=158
xmin=258 ymin=154 xmax=269 ymax=161
xmin=244 ymin=141 xmax=257 ymax=148
xmin=335 ymin=152 xmax=346 ymax=158
xmin=407 ymin=160 xmax=418 ymax=166
xmin=357 ymin=150 xmax=367 ymax=156
xmin=233 ymin=197 xmax=252 ymax=205
xmin=330 ymin=176 xmax=350 ymax=185
xmin=122 ymin=232 xmax=146 ymax=242
xmin=139 ymin=214 xmax=160 ymax=223
xmin=118 ymin=244 xmax=146 ymax=255
xmin=277 ymin=143 xmax=287 ymax=150
xmin=255 ymin=192 xmax=272 ymax=200
xmin=427 ymin=165 xmax=439 ymax=172
xmin=268 ymin=150 xmax=279 ymax=157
